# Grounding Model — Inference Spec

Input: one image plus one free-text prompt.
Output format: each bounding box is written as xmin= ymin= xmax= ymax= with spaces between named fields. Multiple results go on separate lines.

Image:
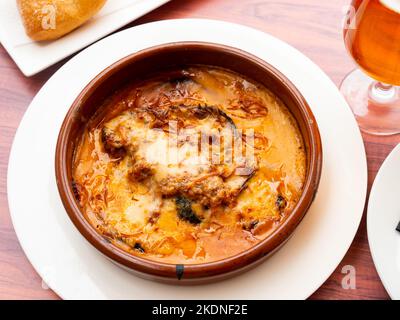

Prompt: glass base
xmin=340 ymin=69 xmax=400 ymax=136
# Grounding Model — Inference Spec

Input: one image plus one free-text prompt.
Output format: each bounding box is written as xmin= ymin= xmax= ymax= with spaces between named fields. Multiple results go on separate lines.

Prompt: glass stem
xmin=369 ymin=81 xmax=396 ymax=102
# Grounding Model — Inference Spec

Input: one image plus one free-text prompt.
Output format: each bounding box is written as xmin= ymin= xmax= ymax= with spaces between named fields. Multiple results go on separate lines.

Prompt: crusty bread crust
xmin=17 ymin=0 xmax=107 ymax=41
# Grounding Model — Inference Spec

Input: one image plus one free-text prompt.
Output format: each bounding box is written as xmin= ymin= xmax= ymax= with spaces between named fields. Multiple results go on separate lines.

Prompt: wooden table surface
xmin=0 ymin=0 xmax=397 ymax=300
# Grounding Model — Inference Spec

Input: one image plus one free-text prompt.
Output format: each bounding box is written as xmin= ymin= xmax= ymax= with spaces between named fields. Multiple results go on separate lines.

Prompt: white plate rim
xmin=0 ymin=0 xmax=171 ymax=76
xmin=367 ymin=143 xmax=400 ymax=300
xmin=7 ymin=18 xmax=368 ymax=300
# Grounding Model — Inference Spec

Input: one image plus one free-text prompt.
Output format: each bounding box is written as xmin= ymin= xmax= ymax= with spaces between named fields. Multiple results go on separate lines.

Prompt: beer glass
xmin=341 ymin=0 xmax=400 ymax=135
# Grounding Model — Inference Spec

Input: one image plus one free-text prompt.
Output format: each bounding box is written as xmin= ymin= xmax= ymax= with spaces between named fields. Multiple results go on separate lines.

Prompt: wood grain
xmin=0 ymin=0 xmax=397 ymax=300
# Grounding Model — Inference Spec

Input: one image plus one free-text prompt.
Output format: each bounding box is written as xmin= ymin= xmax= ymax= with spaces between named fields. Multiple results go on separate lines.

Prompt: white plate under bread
xmin=0 ymin=0 xmax=170 ymax=76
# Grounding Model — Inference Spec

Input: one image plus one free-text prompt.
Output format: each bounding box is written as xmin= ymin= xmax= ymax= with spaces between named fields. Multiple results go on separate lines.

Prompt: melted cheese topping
xmin=72 ymin=67 xmax=306 ymax=264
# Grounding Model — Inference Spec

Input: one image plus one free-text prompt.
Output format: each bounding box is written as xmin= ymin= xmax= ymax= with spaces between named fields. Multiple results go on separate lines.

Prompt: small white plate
xmin=0 ymin=0 xmax=170 ymax=76
xmin=8 ymin=19 xmax=367 ymax=299
xmin=368 ymin=144 xmax=400 ymax=300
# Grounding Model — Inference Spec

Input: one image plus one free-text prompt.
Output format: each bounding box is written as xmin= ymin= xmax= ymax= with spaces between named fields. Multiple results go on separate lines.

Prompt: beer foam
xmin=380 ymin=0 xmax=400 ymax=13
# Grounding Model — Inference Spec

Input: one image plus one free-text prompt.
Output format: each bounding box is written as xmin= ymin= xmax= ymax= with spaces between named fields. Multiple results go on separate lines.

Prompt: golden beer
xmin=344 ymin=0 xmax=400 ymax=85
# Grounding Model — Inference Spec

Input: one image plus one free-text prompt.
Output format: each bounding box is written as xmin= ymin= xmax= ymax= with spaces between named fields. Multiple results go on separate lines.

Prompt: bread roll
xmin=17 ymin=0 xmax=107 ymax=41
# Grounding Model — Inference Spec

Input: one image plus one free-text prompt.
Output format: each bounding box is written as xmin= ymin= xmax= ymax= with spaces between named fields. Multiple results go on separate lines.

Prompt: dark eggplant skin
xmin=276 ymin=195 xmax=287 ymax=212
xmin=190 ymin=105 xmax=238 ymax=135
xmin=71 ymin=180 xmax=81 ymax=202
xmin=242 ymin=219 xmax=259 ymax=232
xmin=396 ymin=221 xmax=400 ymax=233
xmin=133 ymin=242 xmax=145 ymax=253
xmin=175 ymin=195 xmax=202 ymax=225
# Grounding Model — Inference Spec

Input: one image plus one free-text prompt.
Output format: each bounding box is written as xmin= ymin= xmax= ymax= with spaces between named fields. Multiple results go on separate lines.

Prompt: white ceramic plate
xmin=368 ymin=144 xmax=400 ymax=300
xmin=0 ymin=0 xmax=170 ymax=76
xmin=8 ymin=19 xmax=367 ymax=300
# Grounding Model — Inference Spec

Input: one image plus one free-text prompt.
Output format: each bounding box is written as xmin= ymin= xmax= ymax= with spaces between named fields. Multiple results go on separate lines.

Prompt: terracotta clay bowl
xmin=55 ymin=42 xmax=322 ymax=284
